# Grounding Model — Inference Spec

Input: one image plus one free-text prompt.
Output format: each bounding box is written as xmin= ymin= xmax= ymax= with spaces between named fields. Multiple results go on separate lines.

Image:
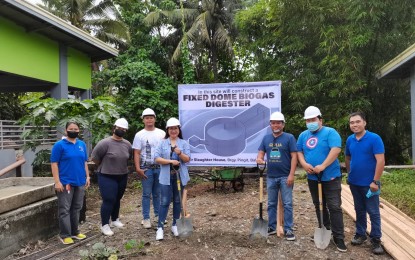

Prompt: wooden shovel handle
xmin=277 ymin=191 xmax=284 ymax=237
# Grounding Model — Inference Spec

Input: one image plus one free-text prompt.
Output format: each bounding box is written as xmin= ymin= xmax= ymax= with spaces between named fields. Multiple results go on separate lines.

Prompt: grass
xmin=381 ymin=169 xmax=415 ymax=219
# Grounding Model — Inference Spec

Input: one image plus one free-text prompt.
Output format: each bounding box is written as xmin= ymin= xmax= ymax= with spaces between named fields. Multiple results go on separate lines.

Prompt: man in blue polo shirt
xmin=256 ymin=111 xmax=297 ymax=241
xmin=297 ymin=106 xmax=347 ymax=252
xmin=345 ymin=112 xmax=385 ymax=255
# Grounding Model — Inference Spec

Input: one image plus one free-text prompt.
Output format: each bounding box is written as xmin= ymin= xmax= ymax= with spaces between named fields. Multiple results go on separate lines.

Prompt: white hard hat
xmin=304 ymin=106 xmax=322 ymax=119
xmin=141 ymin=108 xmax=156 ymax=119
xmin=166 ymin=117 xmax=181 ymax=128
xmin=114 ymin=118 xmax=129 ymax=129
xmin=270 ymin=112 xmax=285 ymax=122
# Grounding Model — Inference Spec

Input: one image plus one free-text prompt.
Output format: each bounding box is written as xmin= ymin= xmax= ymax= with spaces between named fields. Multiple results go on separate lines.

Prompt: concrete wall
xmin=0 ymin=149 xmax=16 ymax=179
xmin=0 ymin=197 xmax=58 ymax=259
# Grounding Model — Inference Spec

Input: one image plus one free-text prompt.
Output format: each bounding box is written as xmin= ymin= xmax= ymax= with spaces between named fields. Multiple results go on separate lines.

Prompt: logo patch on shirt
xmin=78 ymin=146 xmax=84 ymax=152
xmin=306 ymin=137 xmax=318 ymax=149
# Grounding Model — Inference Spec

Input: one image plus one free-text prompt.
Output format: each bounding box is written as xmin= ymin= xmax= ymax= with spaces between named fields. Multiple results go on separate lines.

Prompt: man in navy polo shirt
xmin=256 ymin=111 xmax=297 ymax=241
xmin=345 ymin=112 xmax=385 ymax=255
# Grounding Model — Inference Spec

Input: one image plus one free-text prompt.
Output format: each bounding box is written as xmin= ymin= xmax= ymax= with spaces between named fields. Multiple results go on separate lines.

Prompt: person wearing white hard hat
xmin=154 ymin=117 xmax=191 ymax=240
xmin=132 ymin=108 xmax=165 ymax=229
xmin=256 ymin=111 xmax=298 ymax=241
xmin=91 ymin=118 xmax=132 ymax=236
xmin=296 ymin=106 xmax=347 ymax=252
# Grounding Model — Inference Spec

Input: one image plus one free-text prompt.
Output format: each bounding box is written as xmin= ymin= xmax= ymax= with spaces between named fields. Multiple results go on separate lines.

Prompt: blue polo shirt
xmin=297 ymin=126 xmax=342 ymax=181
xmin=258 ymin=132 xmax=297 ymax=178
xmin=50 ymin=138 xmax=88 ymax=186
xmin=345 ymin=130 xmax=385 ymax=186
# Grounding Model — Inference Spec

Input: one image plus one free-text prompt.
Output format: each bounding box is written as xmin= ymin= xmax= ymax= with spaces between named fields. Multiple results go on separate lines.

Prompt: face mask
xmin=273 ymin=129 xmax=281 ymax=134
xmin=67 ymin=131 xmax=79 ymax=138
xmin=306 ymin=122 xmax=320 ymax=132
xmin=114 ymin=129 xmax=126 ymax=138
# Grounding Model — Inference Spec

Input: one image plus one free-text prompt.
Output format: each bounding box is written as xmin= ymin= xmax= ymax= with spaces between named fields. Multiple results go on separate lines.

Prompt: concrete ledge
xmin=0 ymin=197 xmax=58 ymax=259
xmin=0 ymin=177 xmax=55 ymax=214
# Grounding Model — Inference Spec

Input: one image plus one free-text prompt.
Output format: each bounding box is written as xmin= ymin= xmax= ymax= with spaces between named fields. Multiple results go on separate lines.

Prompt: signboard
xmin=178 ymin=81 xmax=281 ymax=166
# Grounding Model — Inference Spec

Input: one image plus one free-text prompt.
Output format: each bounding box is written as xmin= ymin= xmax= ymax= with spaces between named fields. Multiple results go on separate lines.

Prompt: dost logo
xmin=306 ymin=137 xmax=318 ymax=149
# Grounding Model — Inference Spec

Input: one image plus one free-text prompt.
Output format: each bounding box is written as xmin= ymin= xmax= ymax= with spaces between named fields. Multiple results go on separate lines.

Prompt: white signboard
xmin=178 ymin=81 xmax=281 ymax=166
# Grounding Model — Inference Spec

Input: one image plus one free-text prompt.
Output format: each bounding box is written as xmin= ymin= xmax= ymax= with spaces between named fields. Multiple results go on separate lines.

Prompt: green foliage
xmin=31 ymin=149 xmax=52 ymax=177
xmin=79 ymin=242 xmax=118 ymax=260
xmin=0 ymin=93 xmax=26 ymax=120
xmin=124 ymin=239 xmax=145 ymax=251
xmin=18 ymin=97 xmax=119 ymax=150
xmin=381 ymin=169 xmax=415 ymax=219
xmin=235 ymin=0 xmax=415 ymax=163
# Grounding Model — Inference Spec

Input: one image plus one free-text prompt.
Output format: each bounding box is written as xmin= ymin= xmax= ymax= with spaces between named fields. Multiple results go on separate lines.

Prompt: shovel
xmin=314 ymin=172 xmax=331 ymax=249
xmin=174 ymin=167 xmax=193 ymax=238
xmin=250 ymin=163 xmax=268 ymax=239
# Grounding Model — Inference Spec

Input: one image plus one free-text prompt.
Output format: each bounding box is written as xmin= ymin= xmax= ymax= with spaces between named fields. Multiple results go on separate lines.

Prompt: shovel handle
xmin=257 ymin=163 xmax=266 ymax=220
xmin=317 ymin=171 xmax=324 ymax=228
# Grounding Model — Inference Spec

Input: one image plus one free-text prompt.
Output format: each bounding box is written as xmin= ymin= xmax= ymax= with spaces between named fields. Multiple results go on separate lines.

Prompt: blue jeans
xmin=98 ymin=173 xmax=128 ymax=226
xmin=56 ymin=185 xmax=85 ymax=238
xmin=141 ymin=168 xmax=160 ymax=219
xmin=158 ymin=174 xmax=183 ymax=228
xmin=267 ymin=176 xmax=294 ymax=232
xmin=308 ymin=177 xmax=345 ymax=239
xmin=350 ymin=184 xmax=381 ymax=239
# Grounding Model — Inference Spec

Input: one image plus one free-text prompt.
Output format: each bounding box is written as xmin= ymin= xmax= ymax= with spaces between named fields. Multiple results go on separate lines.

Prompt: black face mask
xmin=67 ymin=131 xmax=79 ymax=138
xmin=114 ymin=129 xmax=126 ymax=138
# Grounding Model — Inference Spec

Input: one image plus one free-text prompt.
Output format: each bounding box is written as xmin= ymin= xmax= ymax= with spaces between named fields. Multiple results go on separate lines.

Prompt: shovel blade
xmin=314 ymin=226 xmax=332 ymax=249
xmin=176 ymin=217 xmax=193 ymax=238
xmin=250 ymin=218 xmax=268 ymax=239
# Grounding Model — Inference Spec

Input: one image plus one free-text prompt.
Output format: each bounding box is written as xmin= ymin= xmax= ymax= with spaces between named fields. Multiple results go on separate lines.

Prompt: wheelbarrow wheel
xmin=232 ymin=178 xmax=244 ymax=192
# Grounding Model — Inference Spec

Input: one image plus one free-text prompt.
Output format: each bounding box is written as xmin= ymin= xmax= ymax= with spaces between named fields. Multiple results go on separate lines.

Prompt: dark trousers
xmin=56 ymin=185 xmax=85 ymax=238
xmin=308 ymin=177 xmax=345 ymax=239
xmin=350 ymin=184 xmax=382 ymax=239
xmin=98 ymin=173 xmax=128 ymax=226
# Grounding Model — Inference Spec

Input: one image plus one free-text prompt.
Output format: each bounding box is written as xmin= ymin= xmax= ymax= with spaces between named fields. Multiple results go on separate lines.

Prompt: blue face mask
xmin=306 ymin=122 xmax=319 ymax=132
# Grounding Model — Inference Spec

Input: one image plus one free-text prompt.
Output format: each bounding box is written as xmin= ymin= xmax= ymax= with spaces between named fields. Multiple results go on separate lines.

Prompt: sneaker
xmin=171 ymin=225 xmax=179 ymax=237
xmin=332 ymin=237 xmax=347 ymax=252
xmin=111 ymin=218 xmax=124 ymax=228
xmin=285 ymin=230 xmax=296 ymax=241
xmin=142 ymin=219 xmax=152 ymax=229
xmin=61 ymin=237 xmax=74 ymax=245
xmin=101 ymin=224 xmax=114 ymax=236
xmin=351 ymin=234 xmax=367 ymax=245
xmin=268 ymin=227 xmax=276 ymax=235
xmin=371 ymin=238 xmax=385 ymax=255
xmin=156 ymin=227 xmax=164 ymax=240
xmin=72 ymin=233 xmax=87 ymax=240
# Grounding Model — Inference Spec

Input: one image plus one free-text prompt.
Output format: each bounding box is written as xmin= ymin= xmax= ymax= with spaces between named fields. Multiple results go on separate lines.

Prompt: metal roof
xmin=0 ymin=0 xmax=118 ymax=62
xmin=377 ymin=42 xmax=415 ymax=79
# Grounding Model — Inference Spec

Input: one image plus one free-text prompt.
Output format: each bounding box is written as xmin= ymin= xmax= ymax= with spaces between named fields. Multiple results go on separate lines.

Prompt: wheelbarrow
xmin=211 ymin=167 xmax=245 ymax=192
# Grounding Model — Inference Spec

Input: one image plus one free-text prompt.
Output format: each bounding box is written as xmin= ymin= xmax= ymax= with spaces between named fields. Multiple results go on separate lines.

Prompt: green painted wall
xmin=0 ymin=17 xmax=59 ymax=83
xmin=68 ymin=48 xmax=91 ymax=90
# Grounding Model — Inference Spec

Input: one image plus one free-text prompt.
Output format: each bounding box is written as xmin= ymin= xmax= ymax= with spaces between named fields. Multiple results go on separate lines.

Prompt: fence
xmin=0 ymin=120 xmax=58 ymax=149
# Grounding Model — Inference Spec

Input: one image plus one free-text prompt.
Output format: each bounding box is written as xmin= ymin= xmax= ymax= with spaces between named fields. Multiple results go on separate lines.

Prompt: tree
xmin=39 ymin=0 xmax=130 ymax=50
xmin=144 ymin=0 xmax=243 ymax=82
xmin=236 ymin=0 xmax=415 ymax=163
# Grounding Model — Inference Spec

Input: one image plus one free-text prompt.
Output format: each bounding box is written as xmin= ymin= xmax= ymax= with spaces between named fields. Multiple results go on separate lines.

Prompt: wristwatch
xmin=372 ymin=180 xmax=381 ymax=186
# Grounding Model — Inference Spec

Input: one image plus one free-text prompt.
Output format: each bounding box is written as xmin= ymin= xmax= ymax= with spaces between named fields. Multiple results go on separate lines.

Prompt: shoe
xmin=332 ymin=237 xmax=347 ymax=252
xmin=371 ymin=238 xmax=385 ymax=255
xmin=171 ymin=225 xmax=179 ymax=237
xmin=351 ymin=234 xmax=367 ymax=245
xmin=285 ymin=230 xmax=296 ymax=241
xmin=268 ymin=227 xmax=276 ymax=235
xmin=61 ymin=237 xmax=74 ymax=245
xmin=101 ymin=224 xmax=114 ymax=236
xmin=156 ymin=227 xmax=164 ymax=240
xmin=111 ymin=218 xmax=124 ymax=228
xmin=142 ymin=219 xmax=152 ymax=229
xmin=72 ymin=233 xmax=87 ymax=240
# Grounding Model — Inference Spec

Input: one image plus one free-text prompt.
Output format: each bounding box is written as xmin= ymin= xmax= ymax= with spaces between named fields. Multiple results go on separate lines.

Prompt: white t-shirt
xmin=132 ymin=128 xmax=165 ymax=166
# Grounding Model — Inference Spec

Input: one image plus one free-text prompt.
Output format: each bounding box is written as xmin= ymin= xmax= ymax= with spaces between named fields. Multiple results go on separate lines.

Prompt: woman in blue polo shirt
xmin=50 ymin=121 xmax=90 ymax=245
